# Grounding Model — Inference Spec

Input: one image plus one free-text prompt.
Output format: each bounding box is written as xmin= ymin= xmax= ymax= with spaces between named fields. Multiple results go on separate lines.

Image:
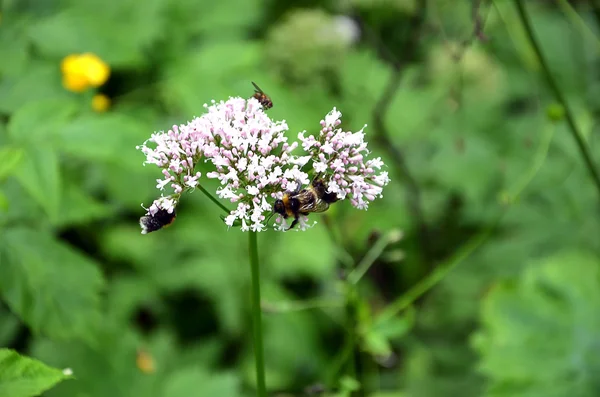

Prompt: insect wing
xmin=252 ymin=81 xmax=264 ymax=95
xmin=298 ymin=196 xmax=330 ymax=213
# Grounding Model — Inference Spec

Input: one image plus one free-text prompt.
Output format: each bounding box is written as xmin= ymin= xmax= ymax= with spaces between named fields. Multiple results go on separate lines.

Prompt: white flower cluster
xmin=298 ymin=108 xmax=390 ymax=210
xmin=197 ymin=97 xmax=308 ymax=231
xmin=138 ymin=95 xmax=389 ymax=233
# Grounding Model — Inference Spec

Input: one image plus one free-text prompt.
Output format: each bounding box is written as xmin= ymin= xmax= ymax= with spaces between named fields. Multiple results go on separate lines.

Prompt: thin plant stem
xmin=248 ymin=231 xmax=266 ymax=397
xmin=589 ymin=0 xmax=600 ymax=30
xmin=326 ymin=324 xmax=356 ymax=387
xmin=344 ymin=286 xmax=360 ymax=397
xmin=260 ymin=298 xmax=343 ymax=313
xmin=377 ymin=120 xmax=557 ymax=323
xmin=514 ymin=0 xmax=600 ymax=199
xmin=376 ymin=217 xmax=502 ymax=323
xmin=197 ymin=184 xmax=231 ymax=214
xmin=556 ymin=0 xmax=600 ymax=51
xmin=347 ymin=230 xmax=403 ymax=285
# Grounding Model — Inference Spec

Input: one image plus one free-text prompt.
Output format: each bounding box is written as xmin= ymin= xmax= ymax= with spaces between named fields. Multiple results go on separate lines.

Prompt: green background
xmin=2 ymin=0 xmax=600 ymax=396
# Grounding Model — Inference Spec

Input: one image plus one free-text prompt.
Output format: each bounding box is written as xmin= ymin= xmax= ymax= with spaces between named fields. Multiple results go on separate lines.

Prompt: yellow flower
xmin=91 ymin=94 xmax=110 ymax=112
xmin=62 ymin=72 xmax=89 ymax=92
xmin=60 ymin=53 xmax=110 ymax=92
xmin=60 ymin=54 xmax=81 ymax=75
xmin=79 ymin=53 xmax=110 ymax=87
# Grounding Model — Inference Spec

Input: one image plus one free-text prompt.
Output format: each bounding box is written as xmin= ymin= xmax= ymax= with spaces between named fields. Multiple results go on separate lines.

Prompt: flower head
xmin=138 ymin=88 xmax=389 ymax=234
xmin=137 ymin=120 xmax=203 ymax=196
xmin=61 ymin=53 xmax=110 ymax=92
xmin=299 ymin=108 xmax=390 ymax=210
xmin=138 ymin=96 xmax=308 ymax=232
xmin=199 ymin=97 xmax=308 ymax=231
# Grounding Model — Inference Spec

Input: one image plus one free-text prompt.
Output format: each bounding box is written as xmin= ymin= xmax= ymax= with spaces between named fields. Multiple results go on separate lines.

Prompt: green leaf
xmin=0 ymin=227 xmax=104 ymax=340
xmin=268 ymin=225 xmax=337 ymax=279
xmin=0 ymin=306 xmax=20 ymax=347
xmin=28 ymin=0 xmax=168 ymax=68
xmin=0 ymin=16 xmax=31 ymax=77
xmin=363 ymin=329 xmax=393 ymax=357
xmin=0 ymin=349 xmax=71 ymax=397
xmin=340 ymin=376 xmax=361 ymax=393
xmin=0 ymin=62 xmax=71 ymax=114
xmin=13 ymin=147 xmax=61 ymax=221
xmin=361 ymin=306 xmax=414 ymax=358
xmin=163 ymin=368 xmax=241 ymax=397
xmin=0 ymin=146 xmax=24 ymax=181
xmin=161 ymin=41 xmax=261 ymax=115
xmin=473 ymin=251 xmax=600 ymax=397
xmin=7 ymin=98 xmax=78 ymax=143
xmin=57 ymin=113 xmax=152 ymax=169
xmin=56 ymin=180 xmax=112 ymax=227
xmin=32 ymin=327 xmax=155 ymax=397
xmin=0 ymin=192 xmax=8 ymax=212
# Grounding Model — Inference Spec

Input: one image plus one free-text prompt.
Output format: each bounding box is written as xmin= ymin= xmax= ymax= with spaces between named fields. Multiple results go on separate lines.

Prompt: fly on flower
xmin=251 ymin=82 xmax=273 ymax=110
xmin=137 ymin=90 xmax=388 ymax=234
xmin=273 ymin=177 xmax=339 ymax=230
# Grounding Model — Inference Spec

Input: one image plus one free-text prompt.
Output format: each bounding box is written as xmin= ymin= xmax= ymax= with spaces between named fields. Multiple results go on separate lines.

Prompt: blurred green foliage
xmin=1 ymin=0 xmax=600 ymax=396
xmin=0 ymin=349 xmax=71 ymax=397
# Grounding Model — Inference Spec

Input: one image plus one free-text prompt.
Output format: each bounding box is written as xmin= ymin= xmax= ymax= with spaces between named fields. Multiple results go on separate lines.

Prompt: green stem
xmin=249 ymin=231 xmax=266 ymax=397
xmin=260 ymin=298 xmax=343 ymax=314
xmin=197 ymin=184 xmax=231 ymax=214
xmin=514 ymin=0 xmax=600 ymax=199
xmin=347 ymin=230 xmax=403 ymax=285
xmin=344 ymin=286 xmax=360 ymax=397
xmin=376 ymin=216 xmax=502 ymax=323
xmin=556 ymin=0 xmax=600 ymax=51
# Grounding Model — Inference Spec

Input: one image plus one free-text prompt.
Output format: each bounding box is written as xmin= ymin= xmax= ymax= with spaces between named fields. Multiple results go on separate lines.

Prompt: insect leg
xmin=288 ymin=215 xmax=300 ymax=230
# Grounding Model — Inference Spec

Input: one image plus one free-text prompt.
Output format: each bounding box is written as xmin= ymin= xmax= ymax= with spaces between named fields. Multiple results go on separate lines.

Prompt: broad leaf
xmin=57 ymin=113 xmax=152 ymax=169
xmin=0 ymin=227 xmax=104 ymax=340
xmin=0 ymin=349 xmax=71 ymax=397
xmin=7 ymin=98 xmax=78 ymax=143
xmin=473 ymin=251 xmax=600 ymax=397
xmin=28 ymin=0 xmax=168 ymax=67
xmin=0 ymin=146 xmax=24 ymax=181
xmin=163 ymin=368 xmax=241 ymax=397
xmin=56 ymin=180 xmax=112 ymax=227
xmin=13 ymin=147 xmax=61 ymax=221
xmin=0 ymin=62 xmax=71 ymax=114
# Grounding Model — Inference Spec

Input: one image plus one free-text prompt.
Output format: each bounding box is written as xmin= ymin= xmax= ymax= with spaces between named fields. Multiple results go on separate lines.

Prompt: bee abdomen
xmin=289 ymin=197 xmax=301 ymax=213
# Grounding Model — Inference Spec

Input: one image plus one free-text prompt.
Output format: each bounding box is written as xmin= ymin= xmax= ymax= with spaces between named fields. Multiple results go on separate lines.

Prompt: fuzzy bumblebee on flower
xmin=136 ymin=82 xmax=391 ymax=397
xmin=137 ymin=83 xmax=389 ymax=234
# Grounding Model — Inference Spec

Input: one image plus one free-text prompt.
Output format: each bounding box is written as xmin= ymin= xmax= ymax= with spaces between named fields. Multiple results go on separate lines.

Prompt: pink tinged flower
xmin=321 ymin=142 xmax=335 ymax=154
xmin=324 ymin=108 xmax=342 ymax=127
xmin=314 ymin=160 xmax=328 ymax=173
xmin=192 ymin=96 xmax=305 ymax=230
xmin=274 ymin=214 xmax=316 ymax=232
xmin=156 ymin=178 xmax=171 ymax=190
xmin=291 ymin=155 xmax=312 ymax=167
xmin=139 ymin=196 xmax=178 ymax=234
xmin=298 ymin=107 xmax=390 ymax=211
xmin=139 ymin=90 xmax=387 ymax=234
xmin=224 ymin=214 xmax=237 ymax=227
xmin=144 ymin=196 xmax=176 ymax=216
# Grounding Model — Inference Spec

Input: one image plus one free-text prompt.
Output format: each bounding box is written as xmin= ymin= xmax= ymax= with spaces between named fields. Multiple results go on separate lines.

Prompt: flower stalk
xmin=513 ymin=0 xmax=600 ymax=199
xmin=248 ymin=231 xmax=266 ymax=397
xmin=197 ymin=184 xmax=231 ymax=214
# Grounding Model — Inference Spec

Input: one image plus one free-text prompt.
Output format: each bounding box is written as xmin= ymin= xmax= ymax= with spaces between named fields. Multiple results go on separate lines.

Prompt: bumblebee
xmin=273 ymin=178 xmax=339 ymax=230
xmin=251 ymin=82 xmax=273 ymax=109
xmin=139 ymin=208 xmax=176 ymax=234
